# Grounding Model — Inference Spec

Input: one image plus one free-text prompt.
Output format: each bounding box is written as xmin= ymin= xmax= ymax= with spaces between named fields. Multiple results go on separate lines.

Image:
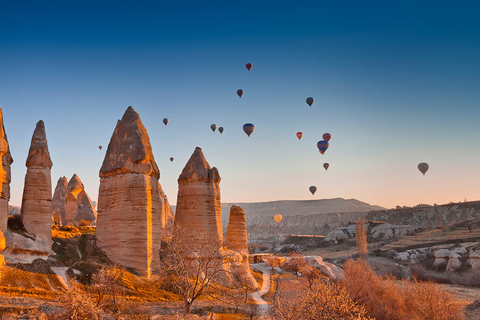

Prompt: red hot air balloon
xmin=323 ymin=163 xmax=329 ymax=171
xmin=296 ymin=132 xmax=303 ymax=140
xmin=323 ymin=133 xmax=331 ymax=142
xmin=243 ymin=123 xmax=254 ymax=137
xmin=211 ymin=124 xmax=217 ymax=132
xmin=99 ymin=146 xmax=103 ymax=150
xmin=237 ymin=89 xmax=244 ymax=98
xmin=246 ymin=63 xmax=253 ymax=71
xmin=170 ymin=157 xmax=174 ymax=162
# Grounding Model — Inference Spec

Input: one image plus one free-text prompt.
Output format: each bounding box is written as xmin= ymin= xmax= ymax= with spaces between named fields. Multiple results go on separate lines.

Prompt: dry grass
xmin=342 ymin=259 xmax=466 ymax=320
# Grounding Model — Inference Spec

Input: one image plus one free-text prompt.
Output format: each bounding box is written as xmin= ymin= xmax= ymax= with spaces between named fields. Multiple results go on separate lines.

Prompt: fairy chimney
xmin=96 ymin=106 xmax=174 ymax=277
xmin=21 ymin=120 xmax=53 ymax=246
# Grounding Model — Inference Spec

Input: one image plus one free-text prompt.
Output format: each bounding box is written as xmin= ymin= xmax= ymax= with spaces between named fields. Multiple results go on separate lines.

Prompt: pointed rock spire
xmin=52 ymin=177 xmax=68 ymax=225
xmin=67 ymin=174 xmax=84 ymax=196
xmin=178 ymin=147 xmax=220 ymax=182
xmin=175 ymin=147 xmax=223 ymax=243
xmin=100 ymin=106 xmax=159 ymax=179
xmin=21 ymin=120 xmax=52 ymax=246
xmin=26 ymin=121 xmax=52 ymax=168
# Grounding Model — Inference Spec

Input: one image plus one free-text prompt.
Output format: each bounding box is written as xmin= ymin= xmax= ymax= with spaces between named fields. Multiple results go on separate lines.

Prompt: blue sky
xmin=1 ymin=1 xmax=479 ymax=208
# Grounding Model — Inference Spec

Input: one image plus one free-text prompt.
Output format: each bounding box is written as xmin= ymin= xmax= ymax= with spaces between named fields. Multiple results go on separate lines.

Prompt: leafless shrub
xmin=269 ymin=274 xmax=371 ymax=319
xmin=159 ymin=226 xmax=233 ymax=314
xmin=54 ymin=280 xmax=102 ymax=320
xmin=403 ymin=279 xmax=464 ymax=320
xmin=283 ymin=251 xmax=306 ymax=278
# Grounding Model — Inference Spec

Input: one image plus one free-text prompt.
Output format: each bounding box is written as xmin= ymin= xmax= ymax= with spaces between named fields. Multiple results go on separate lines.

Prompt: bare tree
xmin=355 ymin=219 xmax=368 ymax=258
xmin=159 ymin=227 xmax=233 ymax=314
xmin=284 ymin=251 xmax=307 ymax=278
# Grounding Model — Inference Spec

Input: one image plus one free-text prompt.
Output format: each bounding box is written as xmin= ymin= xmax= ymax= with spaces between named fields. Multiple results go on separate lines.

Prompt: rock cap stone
xmin=178 ymin=147 xmax=220 ymax=182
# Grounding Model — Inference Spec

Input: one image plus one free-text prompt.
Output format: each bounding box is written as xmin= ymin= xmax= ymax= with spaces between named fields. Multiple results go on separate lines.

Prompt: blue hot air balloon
xmin=243 ymin=123 xmax=254 ymax=137
xmin=317 ymin=140 xmax=329 ymax=154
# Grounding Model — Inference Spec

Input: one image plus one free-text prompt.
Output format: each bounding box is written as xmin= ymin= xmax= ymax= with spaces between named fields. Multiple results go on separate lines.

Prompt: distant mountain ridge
xmin=220 ymin=198 xmax=385 ymax=220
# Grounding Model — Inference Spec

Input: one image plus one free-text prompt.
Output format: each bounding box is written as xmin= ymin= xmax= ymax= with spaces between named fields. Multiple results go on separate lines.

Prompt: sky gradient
xmin=1 ymin=1 xmax=479 ymax=208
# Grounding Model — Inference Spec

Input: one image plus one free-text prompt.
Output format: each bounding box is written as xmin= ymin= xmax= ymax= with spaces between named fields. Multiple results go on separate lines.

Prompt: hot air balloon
xmin=323 ymin=133 xmax=331 ymax=142
xmin=317 ymin=140 xmax=329 ymax=154
xmin=99 ymin=146 xmax=103 ymax=150
xmin=237 ymin=89 xmax=244 ymax=98
xmin=309 ymin=186 xmax=317 ymax=195
xmin=170 ymin=157 xmax=174 ymax=162
xmin=306 ymin=97 xmax=314 ymax=107
xmin=274 ymin=214 xmax=282 ymax=223
xmin=246 ymin=63 xmax=253 ymax=71
xmin=211 ymin=124 xmax=217 ymax=132
xmin=418 ymin=162 xmax=429 ymax=176
xmin=323 ymin=163 xmax=329 ymax=171
xmin=163 ymin=118 xmax=169 ymax=125
xmin=296 ymin=132 xmax=303 ymax=140
xmin=219 ymin=127 xmax=224 ymax=134
xmin=243 ymin=123 xmax=254 ymax=137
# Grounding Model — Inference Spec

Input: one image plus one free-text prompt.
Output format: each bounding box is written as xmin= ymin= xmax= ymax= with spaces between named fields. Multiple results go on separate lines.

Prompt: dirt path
xmin=250 ymin=263 xmax=272 ymax=315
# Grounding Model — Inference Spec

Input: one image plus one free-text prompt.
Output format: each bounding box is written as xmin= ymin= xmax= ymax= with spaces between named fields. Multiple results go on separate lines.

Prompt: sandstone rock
xmin=0 ymin=124 xmax=13 ymax=231
xmin=72 ymin=190 xmax=97 ymax=226
xmin=226 ymin=205 xmax=258 ymax=289
xmin=469 ymin=251 xmax=480 ymax=270
xmin=446 ymin=252 xmax=462 ymax=271
xmin=96 ymin=106 xmax=174 ymax=277
xmin=433 ymin=249 xmax=450 ymax=268
xmin=304 ymin=256 xmax=344 ymax=280
xmin=52 ymin=177 xmax=68 ymax=225
xmin=0 ymin=229 xmax=50 ymax=264
xmin=175 ymin=147 xmax=223 ymax=243
xmin=21 ymin=121 xmax=53 ymax=247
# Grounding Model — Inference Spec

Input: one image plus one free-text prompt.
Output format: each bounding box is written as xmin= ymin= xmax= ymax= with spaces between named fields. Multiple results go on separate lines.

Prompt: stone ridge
xmin=26 ymin=121 xmax=52 ymax=168
xmin=178 ymin=147 xmax=220 ymax=182
xmin=100 ymin=106 xmax=159 ymax=179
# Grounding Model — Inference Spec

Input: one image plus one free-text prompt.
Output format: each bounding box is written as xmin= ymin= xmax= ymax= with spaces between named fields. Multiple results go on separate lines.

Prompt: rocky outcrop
xmin=21 ymin=121 xmax=53 ymax=247
xmin=52 ymin=177 xmax=68 ymax=225
xmin=0 ymin=230 xmax=50 ymax=264
xmin=303 ymin=256 xmax=344 ymax=280
xmin=52 ymin=175 xmax=97 ymax=226
xmin=0 ymin=122 xmax=13 ymax=231
xmin=175 ymin=147 xmax=223 ymax=243
xmin=469 ymin=251 xmax=480 ymax=270
xmin=226 ymin=205 xmax=258 ymax=289
xmin=324 ymin=222 xmax=418 ymax=243
xmin=96 ymin=106 xmax=174 ymax=277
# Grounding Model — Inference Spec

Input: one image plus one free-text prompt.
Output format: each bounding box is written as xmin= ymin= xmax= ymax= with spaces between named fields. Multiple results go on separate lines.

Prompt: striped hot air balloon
xmin=243 ymin=123 xmax=254 ymax=137
xmin=317 ymin=140 xmax=329 ymax=154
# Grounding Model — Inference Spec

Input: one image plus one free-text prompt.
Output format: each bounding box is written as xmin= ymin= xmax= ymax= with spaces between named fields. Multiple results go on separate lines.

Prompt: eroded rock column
xmin=21 ymin=120 xmax=53 ymax=246
xmin=0 ymin=121 xmax=12 ymax=231
xmin=96 ymin=106 xmax=174 ymax=277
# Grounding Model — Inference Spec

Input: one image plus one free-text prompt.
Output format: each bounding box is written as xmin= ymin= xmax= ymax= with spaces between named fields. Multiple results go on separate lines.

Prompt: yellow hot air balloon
xmin=274 ymin=214 xmax=283 ymax=223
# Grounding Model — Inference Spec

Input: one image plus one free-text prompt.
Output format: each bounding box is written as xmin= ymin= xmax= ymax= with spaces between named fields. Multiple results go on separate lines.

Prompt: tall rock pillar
xmin=96 ymin=106 xmax=174 ymax=277
xmin=52 ymin=177 xmax=68 ymax=225
xmin=175 ymin=147 xmax=223 ymax=243
xmin=0 ymin=121 xmax=12 ymax=231
xmin=21 ymin=120 xmax=53 ymax=246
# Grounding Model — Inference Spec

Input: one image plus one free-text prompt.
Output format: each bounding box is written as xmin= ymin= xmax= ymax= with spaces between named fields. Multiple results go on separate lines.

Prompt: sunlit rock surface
xmin=21 ymin=120 xmax=53 ymax=247
xmin=1 ymin=230 xmax=50 ymax=264
xmin=96 ymin=106 xmax=174 ymax=277
xmin=226 ymin=205 xmax=258 ymax=289
xmin=52 ymin=177 xmax=68 ymax=225
xmin=0 ymin=118 xmax=12 ymax=231
xmin=175 ymin=147 xmax=223 ymax=243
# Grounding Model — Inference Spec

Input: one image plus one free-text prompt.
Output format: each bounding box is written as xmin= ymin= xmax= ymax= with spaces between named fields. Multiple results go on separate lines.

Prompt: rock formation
xmin=52 ymin=174 xmax=97 ymax=226
xmin=96 ymin=106 xmax=174 ymax=277
xmin=0 ymin=122 xmax=12 ymax=231
xmin=52 ymin=177 xmax=68 ymax=225
xmin=226 ymin=205 xmax=258 ymax=289
xmin=21 ymin=120 xmax=53 ymax=247
xmin=175 ymin=147 xmax=223 ymax=243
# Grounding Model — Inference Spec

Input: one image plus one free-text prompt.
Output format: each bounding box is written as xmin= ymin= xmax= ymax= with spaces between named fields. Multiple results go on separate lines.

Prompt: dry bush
xmin=270 ymin=274 xmax=371 ymax=320
xmin=449 ymin=269 xmax=480 ymax=287
xmin=403 ymin=280 xmax=464 ymax=320
xmin=342 ymin=259 xmax=407 ymax=320
xmin=343 ymin=259 xmax=466 ymax=320
xmin=283 ymin=251 xmax=306 ymax=277
xmin=54 ymin=280 xmax=102 ymax=320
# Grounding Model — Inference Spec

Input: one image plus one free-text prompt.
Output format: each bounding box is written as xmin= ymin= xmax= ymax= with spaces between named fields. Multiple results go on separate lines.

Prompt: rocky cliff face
xmin=0 ymin=121 xmax=12 ymax=231
xmin=96 ymin=106 xmax=174 ymax=277
xmin=175 ymin=147 xmax=223 ymax=244
xmin=226 ymin=205 xmax=258 ymax=289
xmin=20 ymin=120 xmax=53 ymax=247
xmin=52 ymin=177 xmax=68 ymax=225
